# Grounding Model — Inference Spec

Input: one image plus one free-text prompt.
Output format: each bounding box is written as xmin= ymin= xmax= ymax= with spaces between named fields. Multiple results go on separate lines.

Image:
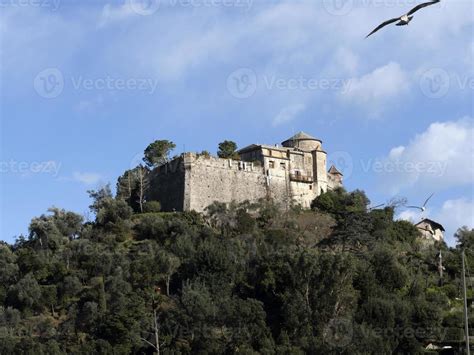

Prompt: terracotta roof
xmin=328 ymin=165 xmax=343 ymax=176
xmin=415 ymin=218 xmax=445 ymax=232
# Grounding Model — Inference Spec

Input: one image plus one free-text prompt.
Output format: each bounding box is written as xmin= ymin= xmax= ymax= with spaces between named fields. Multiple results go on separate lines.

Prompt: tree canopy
xmin=143 ymin=140 xmax=176 ymax=168
xmin=217 ymin=140 xmax=239 ymax=159
xmin=1 ymin=187 xmax=471 ymax=354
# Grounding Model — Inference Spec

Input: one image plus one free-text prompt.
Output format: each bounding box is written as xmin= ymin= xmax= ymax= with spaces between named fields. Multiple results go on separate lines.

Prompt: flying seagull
xmin=407 ymin=193 xmax=434 ymax=212
xmin=366 ymin=0 xmax=440 ymax=38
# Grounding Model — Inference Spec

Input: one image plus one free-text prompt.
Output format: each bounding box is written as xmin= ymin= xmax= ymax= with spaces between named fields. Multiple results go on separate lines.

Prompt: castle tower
xmin=281 ymin=131 xmax=322 ymax=152
xmin=328 ymin=165 xmax=343 ymax=189
xmin=281 ymin=132 xmax=328 ymax=193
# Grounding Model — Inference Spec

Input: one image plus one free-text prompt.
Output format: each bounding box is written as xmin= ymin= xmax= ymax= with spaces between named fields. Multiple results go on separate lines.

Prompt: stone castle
xmin=148 ymin=132 xmax=343 ymax=212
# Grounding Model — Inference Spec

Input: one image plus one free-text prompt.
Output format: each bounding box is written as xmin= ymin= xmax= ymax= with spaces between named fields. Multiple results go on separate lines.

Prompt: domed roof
xmin=287 ymin=131 xmax=316 ymax=140
xmin=282 ymin=131 xmax=321 ymax=145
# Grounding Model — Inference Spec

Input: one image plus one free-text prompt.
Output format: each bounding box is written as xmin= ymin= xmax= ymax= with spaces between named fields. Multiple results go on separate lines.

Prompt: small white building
xmin=415 ymin=219 xmax=445 ymax=242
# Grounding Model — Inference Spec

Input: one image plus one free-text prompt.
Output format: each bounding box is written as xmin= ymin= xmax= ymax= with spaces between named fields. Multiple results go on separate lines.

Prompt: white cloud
xmin=98 ymin=3 xmax=136 ymax=28
xmin=434 ymin=198 xmax=474 ymax=245
xmin=72 ymin=172 xmax=103 ymax=185
xmin=332 ymin=47 xmax=359 ymax=76
xmin=396 ymin=197 xmax=474 ymax=246
xmin=0 ymin=7 xmax=86 ymax=81
xmin=397 ymin=208 xmax=425 ymax=224
xmin=341 ymin=62 xmax=410 ymax=116
xmin=272 ymin=104 xmax=306 ymax=126
xmin=380 ymin=117 xmax=474 ymax=194
xmin=3 ymin=0 xmax=470 ymax=119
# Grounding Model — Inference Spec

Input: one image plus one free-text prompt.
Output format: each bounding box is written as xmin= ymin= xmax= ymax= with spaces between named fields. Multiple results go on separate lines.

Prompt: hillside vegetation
xmin=1 ymin=186 xmax=473 ymax=354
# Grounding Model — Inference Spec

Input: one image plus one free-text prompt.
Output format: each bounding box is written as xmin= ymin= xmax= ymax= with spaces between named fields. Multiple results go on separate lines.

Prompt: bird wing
xmin=369 ymin=203 xmax=385 ymax=210
xmin=366 ymin=17 xmax=400 ymax=38
xmin=407 ymin=0 xmax=440 ymax=16
xmin=406 ymin=206 xmax=423 ymax=210
xmin=423 ymin=193 xmax=434 ymax=207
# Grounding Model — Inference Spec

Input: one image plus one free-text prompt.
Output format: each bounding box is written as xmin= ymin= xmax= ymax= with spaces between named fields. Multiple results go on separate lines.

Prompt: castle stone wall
xmin=148 ymin=132 xmax=343 ymax=212
xmin=148 ymin=158 xmax=186 ymax=211
xmin=148 ymin=153 xmax=305 ymax=212
xmin=185 ymin=154 xmax=269 ymax=211
xmin=314 ymin=150 xmax=328 ymax=193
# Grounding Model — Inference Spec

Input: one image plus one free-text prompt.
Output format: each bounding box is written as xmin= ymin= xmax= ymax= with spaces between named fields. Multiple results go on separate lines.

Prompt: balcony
xmin=289 ymin=173 xmax=313 ymax=183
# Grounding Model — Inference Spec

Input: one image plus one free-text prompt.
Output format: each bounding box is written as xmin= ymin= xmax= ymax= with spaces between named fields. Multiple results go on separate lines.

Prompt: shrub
xmin=143 ymin=201 xmax=161 ymax=213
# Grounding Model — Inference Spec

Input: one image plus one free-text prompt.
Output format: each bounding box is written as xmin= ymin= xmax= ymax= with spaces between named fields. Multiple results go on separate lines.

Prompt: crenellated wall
xmin=148 ymin=153 xmax=312 ymax=212
xmin=148 ymin=149 xmax=340 ymax=213
xmin=183 ymin=154 xmax=268 ymax=211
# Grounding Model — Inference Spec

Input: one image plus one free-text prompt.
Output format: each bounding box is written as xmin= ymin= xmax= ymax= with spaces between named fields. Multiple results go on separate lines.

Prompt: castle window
xmin=269 ymin=161 xmax=275 ymax=169
xmin=280 ymin=162 xmax=286 ymax=169
xmin=309 ymin=185 xmax=312 ymax=190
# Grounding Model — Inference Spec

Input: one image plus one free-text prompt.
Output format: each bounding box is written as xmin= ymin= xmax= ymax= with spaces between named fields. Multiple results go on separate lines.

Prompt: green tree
xmin=116 ymin=166 xmax=150 ymax=213
xmin=143 ymin=201 xmax=161 ymax=213
xmin=0 ymin=246 xmax=18 ymax=303
xmin=1 ymin=184 xmax=470 ymax=353
xmin=217 ymin=140 xmax=239 ymax=159
xmin=455 ymin=226 xmax=474 ymax=249
xmin=7 ymin=273 xmax=41 ymax=311
xmin=143 ymin=140 xmax=176 ymax=168
xmin=88 ymin=185 xmax=133 ymax=232
xmin=156 ymin=251 xmax=181 ymax=296
xmin=311 ymin=188 xmax=369 ymax=217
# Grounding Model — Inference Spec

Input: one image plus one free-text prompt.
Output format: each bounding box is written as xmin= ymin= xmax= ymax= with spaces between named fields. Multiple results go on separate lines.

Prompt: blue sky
xmin=1 ymin=0 xmax=473 ymax=245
